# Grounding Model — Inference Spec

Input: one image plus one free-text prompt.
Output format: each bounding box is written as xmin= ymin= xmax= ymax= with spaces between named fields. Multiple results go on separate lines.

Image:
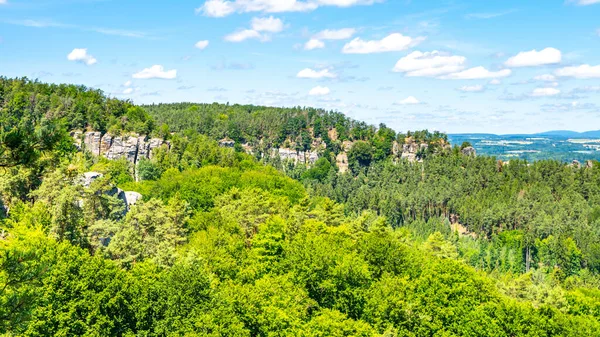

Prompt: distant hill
xmin=533 ymin=130 xmax=600 ymax=138
xmin=448 ymin=131 xmax=600 ymax=163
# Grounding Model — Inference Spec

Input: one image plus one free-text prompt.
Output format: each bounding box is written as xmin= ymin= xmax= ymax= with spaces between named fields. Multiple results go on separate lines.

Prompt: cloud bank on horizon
xmin=0 ymin=0 xmax=599 ymax=134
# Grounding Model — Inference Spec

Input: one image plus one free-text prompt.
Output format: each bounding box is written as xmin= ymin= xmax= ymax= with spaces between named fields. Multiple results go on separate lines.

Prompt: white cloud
xmin=489 ymin=79 xmax=501 ymax=85
xmin=225 ymin=16 xmax=284 ymax=42
xmin=531 ymin=87 xmax=560 ymax=97
xmin=198 ymin=0 xmax=236 ymax=17
xmin=195 ymin=40 xmax=210 ymax=49
xmin=224 ymin=29 xmax=262 ymax=42
xmin=123 ymin=87 xmax=134 ymax=95
xmin=441 ymin=66 xmax=512 ymax=80
xmin=555 ymin=64 xmax=600 ymax=79
xmin=67 ymin=48 xmax=97 ymax=65
xmin=309 ymin=86 xmax=331 ymax=96
xmin=196 ymin=0 xmax=377 ymax=17
xmin=458 ymin=85 xmax=485 ymax=92
xmin=304 ymin=28 xmax=355 ymax=51
xmin=314 ymin=28 xmax=356 ymax=40
xmin=124 ymin=80 xmax=132 ymax=87
xmin=571 ymin=0 xmax=600 ymax=5
xmin=398 ymin=96 xmax=421 ymax=105
xmin=297 ymin=68 xmax=336 ymax=79
xmin=533 ymin=74 xmax=556 ymax=82
xmin=0 ymin=0 xmax=7 ymax=4
xmin=392 ymin=51 xmax=466 ymax=77
xmin=504 ymin=48 xmax=561 ymax=67
xmin=132 ymin=65 xmax=177 ymax=79
xmin=304 ymin=39 xmax=325 ymax=50
xmin=251 ymin=16 xmax=284 ymax=32
xmin=342 ymin=33 xmax=424 ymax=54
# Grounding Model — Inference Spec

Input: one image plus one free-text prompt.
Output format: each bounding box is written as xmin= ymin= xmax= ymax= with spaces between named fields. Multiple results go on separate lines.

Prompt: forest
xmin=2 ymin=77 xmax=600 ymax=336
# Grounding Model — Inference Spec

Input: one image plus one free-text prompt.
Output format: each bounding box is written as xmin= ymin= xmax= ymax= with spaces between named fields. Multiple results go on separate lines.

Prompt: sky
xmin=1 ymin=0 xmax=600 ymax=134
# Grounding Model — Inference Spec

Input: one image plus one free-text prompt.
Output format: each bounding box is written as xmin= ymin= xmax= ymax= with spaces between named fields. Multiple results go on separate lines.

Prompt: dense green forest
xmin=2 ymin=77 xmax=600 ymax=336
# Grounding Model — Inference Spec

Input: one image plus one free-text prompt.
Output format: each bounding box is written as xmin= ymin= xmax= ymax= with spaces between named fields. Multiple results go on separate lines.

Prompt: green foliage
xmin=107 ymin=196 xmax=189 ymax=267
xmin=2 ymin=77 xmax=600 ymax=336
xmin=348 ymin=141 xmax=374 ymax=173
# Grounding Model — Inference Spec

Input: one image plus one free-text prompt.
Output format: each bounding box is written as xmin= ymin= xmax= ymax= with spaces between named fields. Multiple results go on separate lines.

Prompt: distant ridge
xmin=534 ymin=130 xmax=600 ymax=138
xmin=450 ymin=130 xmax=600 ymax=138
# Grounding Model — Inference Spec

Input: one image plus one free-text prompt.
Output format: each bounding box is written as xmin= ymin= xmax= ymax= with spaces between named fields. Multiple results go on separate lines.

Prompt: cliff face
xmin=72 ymin=131 xmax=169 ymax=166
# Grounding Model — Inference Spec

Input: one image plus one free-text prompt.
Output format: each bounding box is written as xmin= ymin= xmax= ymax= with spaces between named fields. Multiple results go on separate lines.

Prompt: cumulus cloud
xmin=531 ymin=87 xmax=560 ymax=97
xmin=197 ymin=0 xmax=377 ymax=17
xmin=304 ymin=39 xmax=325 ymax=50
xmin=489 ymin=79 xmax=502 ymax=85
xmin=533 ymin=74 xmax=556 ymax=82
xmin=555 ymin=64 xmax=600 ymax=79
xmin=123 ymin=87 xmax=134 ymax=95
xmin=315 ymin=28 xmax=356 ymax=40
xmin=504 ymin=48 xmax=561 ymax=67
xmin=225 ymin=16 xmax=284 ymax=42
xmin=397 ymin=96 xmax=421 ymax=105
xmin=67 ymin=48 xmax=97 ymax=65
xmin=392 ymin=51 xmax=466 ymax=77
xmin=251 ymin=16 xmax=284 ymax=32
xmin=303 ymin=28 xmax=355 ymax=51
xmin=195 ymin=40 xmax=209 ymax=49
xmin=458 ymin=85 xmax=485 ymax=92
xmin=132 ymin=65 xmax=177 ymax=79
xmin=309 ymin=86 xmax=331 ymax=96
xmin=441 ymin=67 xmax=512 ymax=80
xmin=342 ymin=33 xmax=424 ymax=54
xmin=297 ymin=68 xmax=337 ymax=79
xmin=225 ymin=29 xmax=262 ymax=42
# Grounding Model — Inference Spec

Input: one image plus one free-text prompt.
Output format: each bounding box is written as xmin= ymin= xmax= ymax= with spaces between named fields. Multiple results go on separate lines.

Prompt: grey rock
xmin=137 ymin=136 xmax=150 ymax=160
xmin=80 ymin=172 xmax=104 ymax=188
xmin=70 ymin=131 xmax=83 ymax=150
xmin=84 ymin=132 xmax=102 ymax=156
xmin=124 ymin=191 xmax=143 ymax=208
xmin=105 ymin=135 xmax=139 ymax=163
xmin=461 ymin=146 xmax=477 ymax=157
xmin=148 ymin=138 xmax=165 ymax=159
xmin=219 ymin=138 xmax=235 ymax=148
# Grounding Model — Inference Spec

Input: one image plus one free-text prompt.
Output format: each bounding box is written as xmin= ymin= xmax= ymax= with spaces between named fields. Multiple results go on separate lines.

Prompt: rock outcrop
xmin=78 ymin=172 xmax=144 ymax=213
xmin=72 ymin=131 xmax=168 ymax=167
xmin=398 ymin=139 xmax=427 ymax=163
xmin=219 ymin=138 xmax=235 ymax=148
xmin=336 ymin=152 xmax=349 ymax=174
xmin=274 ymin=148 xmax=320 ymax=165
xmin=80 ymin=172 xmax=103 ymax=188
xmin=461 ymin=146 xmax=477 ymax=157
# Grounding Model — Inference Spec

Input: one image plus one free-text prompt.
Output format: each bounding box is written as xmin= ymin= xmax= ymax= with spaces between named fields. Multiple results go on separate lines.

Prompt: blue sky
xmin=1 ymin=0 xmax=600 ymax=134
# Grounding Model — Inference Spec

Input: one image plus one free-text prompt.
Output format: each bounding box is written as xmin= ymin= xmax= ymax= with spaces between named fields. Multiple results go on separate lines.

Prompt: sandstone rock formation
xmin=461 ymin=146 xmax=477 ymax=157
xmin=80 ymin=172 xmax=103 ymax=188
xmin=274 ymin=148 xmax=320 ymax=165
xmin=73 ymin=131 xmax=168 ymax=167
xmin=336 ymin=152 xmax=349 ymax=173
xmin=78 ymin=172 xmax=144 ymax=213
